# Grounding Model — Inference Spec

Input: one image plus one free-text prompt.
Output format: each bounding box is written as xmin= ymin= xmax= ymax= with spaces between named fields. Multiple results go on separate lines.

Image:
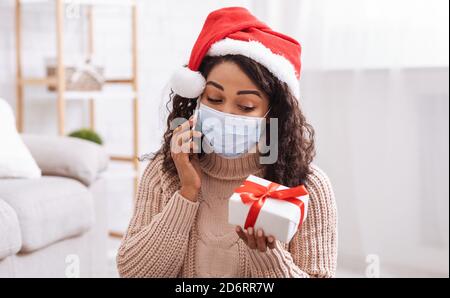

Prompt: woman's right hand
xmin=171 ymin=116 xmax=202 ymax=202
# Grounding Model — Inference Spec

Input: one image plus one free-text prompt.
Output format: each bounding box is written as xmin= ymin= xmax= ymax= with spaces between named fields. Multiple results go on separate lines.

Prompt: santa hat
xmin=170 ymin=6 xmax=302 ymax=99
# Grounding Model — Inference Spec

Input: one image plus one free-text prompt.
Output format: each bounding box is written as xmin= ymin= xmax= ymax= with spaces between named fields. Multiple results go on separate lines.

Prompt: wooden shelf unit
xmin=15 ymin=0 xmax=141 ymax=238
xmin=15 ymin=0 xmax=140 ymax=171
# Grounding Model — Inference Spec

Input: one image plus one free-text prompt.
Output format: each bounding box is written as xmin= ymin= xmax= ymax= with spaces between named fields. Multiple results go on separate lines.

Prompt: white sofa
xmin=0 ymin=134 xmax=109 ymax=277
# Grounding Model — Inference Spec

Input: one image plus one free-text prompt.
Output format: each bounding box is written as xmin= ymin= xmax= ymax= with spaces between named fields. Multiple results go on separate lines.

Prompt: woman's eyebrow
xmin=205 ymin=81 xmax=224 ymax=91
xmin=206 ymin=81 xmax=262 ymax=99
xmin=237 ymin=90 xmax=262 ymax=98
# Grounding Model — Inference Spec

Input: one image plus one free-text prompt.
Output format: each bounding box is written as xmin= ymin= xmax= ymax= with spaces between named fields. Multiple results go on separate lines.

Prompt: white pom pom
xmin=170 ymin=66 xmax=206 ymax=98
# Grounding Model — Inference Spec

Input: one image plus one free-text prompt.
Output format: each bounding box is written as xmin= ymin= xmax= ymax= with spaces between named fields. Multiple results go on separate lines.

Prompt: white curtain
xmin=254 ymin=0 xmax=449 ymax=276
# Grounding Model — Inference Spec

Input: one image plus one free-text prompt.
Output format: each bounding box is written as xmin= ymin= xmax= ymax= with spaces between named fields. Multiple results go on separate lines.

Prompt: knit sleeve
xmin=248 ymin=165 xmax=338 ymax=278
xmin=116 ymin=155 xmax=200 ymax=277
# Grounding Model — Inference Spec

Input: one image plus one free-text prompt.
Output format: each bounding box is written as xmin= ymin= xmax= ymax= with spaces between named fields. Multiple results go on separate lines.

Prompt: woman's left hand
xmin=236 ymin=226 xmax=276 ymax=252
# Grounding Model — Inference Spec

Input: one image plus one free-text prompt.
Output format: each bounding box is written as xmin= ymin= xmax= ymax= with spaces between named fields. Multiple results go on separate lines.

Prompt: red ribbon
xmin=234 ymin=180 xmax=308 ymax=230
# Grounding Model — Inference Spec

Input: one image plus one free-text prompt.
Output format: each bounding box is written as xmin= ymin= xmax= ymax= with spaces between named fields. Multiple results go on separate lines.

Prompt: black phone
xmin=192 ymin=96 xmax=201 ymax=133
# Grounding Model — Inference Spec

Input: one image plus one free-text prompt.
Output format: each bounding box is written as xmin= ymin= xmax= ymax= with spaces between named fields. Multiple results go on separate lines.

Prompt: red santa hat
xmin=170 ymin=6 xmax=302 ymax=99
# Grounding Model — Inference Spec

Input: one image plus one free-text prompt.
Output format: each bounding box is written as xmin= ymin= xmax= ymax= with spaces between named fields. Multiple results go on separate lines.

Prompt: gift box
xmin=228 ymin=175 xmax=309 ymax=243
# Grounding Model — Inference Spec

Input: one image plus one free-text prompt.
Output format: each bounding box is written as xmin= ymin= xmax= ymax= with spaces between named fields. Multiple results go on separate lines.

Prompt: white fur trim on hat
xmin=207 ymin=38 xmax=300 ymax=99
xmin=170 ymin=66 xmax=206 ymax=98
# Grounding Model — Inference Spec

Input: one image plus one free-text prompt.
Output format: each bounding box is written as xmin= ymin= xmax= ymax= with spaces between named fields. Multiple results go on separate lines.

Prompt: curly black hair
xmin=155 ymin=54 xmax=315 ymax=187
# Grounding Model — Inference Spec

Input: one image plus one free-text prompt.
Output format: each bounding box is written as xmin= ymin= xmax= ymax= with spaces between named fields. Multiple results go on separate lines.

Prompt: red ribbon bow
xmin=234 ymin=179 xmax=308 ymax=230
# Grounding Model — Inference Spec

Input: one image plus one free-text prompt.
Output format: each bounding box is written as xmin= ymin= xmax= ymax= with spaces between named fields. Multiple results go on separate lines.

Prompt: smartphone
xmin=192 ymin=96 xmax=201 ymax=133
xmin=190 ymin=96 xmax=202 ymax=153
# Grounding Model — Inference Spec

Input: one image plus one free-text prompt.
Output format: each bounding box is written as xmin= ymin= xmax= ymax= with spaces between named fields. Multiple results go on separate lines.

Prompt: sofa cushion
xmin=21 ymin=134 xmax=109 ymax=187
xmin=0 ymin=177 xmax=95 ymax=253
xmin=0 ymin=199 xmax=22 ymax=259
xmin=0 ymin=98 xmax=41 ymax=179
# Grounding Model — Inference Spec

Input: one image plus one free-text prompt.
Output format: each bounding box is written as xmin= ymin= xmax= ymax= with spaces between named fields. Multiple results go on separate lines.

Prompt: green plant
xmin=68 ymin=128 xmax=103 ymax=145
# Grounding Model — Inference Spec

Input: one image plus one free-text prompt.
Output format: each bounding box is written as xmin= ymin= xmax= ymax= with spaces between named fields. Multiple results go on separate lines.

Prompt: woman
xmin=117 ymin=7 xmax=337 ymax=278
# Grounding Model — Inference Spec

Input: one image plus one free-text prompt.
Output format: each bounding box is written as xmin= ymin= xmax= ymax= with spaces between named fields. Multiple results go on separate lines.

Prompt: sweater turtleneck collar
xmin=199 ymin=152 xmax=264 ymax=180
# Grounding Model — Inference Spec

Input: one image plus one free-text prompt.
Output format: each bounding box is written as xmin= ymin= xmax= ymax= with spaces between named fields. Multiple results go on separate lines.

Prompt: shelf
xmin=20 ymin=77 xmax=57 ymax=86
xmin=27 ymin=89 xmax=136 ymax=101
xmin=102 ymin=159 xmax=139 ymax=179
xmin=110 ymin=155 xmax=136 ymax=163
xmin=65 ymin=90 xmax=136 ymax=100
xmin=19 ymin=0 xmax=136 ymax=7
xmin=20 ymin=77 xmax=137 ymax=100
xmin=20 ymin=77 xmax=134 ymax=86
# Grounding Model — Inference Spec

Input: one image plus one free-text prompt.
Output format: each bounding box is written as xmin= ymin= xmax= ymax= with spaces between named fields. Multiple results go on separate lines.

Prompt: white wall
xmin=302 ymin=68 xmax=449 ymax=277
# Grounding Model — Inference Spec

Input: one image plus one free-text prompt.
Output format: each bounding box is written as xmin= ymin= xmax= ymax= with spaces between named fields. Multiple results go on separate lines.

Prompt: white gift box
xmin=228 ymin=175 xmax=309 ymax=243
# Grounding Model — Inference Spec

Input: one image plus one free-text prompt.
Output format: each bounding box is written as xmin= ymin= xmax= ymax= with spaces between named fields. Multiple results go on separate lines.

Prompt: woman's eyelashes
xmin=238 ymin=105 xmax=256 ymax=112
xmin=207 ymin=96 xmax=222 ymax=104
xmin=206 ymin=96 xmax=257 ymax=113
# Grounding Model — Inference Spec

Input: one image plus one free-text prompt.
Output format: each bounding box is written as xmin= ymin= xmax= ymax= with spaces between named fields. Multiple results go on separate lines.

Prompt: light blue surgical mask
xmin=197 ymin=103 xmax=268 ymax=158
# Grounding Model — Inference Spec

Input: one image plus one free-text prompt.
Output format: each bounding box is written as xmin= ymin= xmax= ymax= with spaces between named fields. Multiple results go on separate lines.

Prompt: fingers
xmin=171 ymin=118 xmax=193 ymax=152
xmin=246 ymin=227 xmax=257 ymax=249
xmin=173 ymin=117 xmax=193 ymax=136
xmin=180 ymin=131 xmax=202 ymax=153
xmin=177 ymin=130 xmax=197 ymax=146
xmin=267 ymin=235 xmax=276 ymax=249
xmin=235 ymin=226 xmax=247 ymax=244
xmin=180 ymin=137 xmax=200 ymax=153
xmin=255 ymin=229 xmax=267 ymax=252
xmin=236 ymin=226 xmax=276 ymax=251
xmin=171 ymin=126 xmax=202 ymax=155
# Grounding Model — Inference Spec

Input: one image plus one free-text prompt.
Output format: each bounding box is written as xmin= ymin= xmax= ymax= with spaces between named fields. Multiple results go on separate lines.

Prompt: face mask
xmin=197 ymin=104 xmax=267 ymax=158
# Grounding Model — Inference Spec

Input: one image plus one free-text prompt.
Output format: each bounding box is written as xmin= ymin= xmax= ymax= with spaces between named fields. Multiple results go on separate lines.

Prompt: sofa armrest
xmin=0 ymin=199 xmax=22 ymax=259
xmin=21 ymin=134 xmax=109 ymax=187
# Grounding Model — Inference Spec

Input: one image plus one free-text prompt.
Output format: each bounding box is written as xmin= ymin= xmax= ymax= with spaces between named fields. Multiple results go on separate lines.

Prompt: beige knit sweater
xmin=117 ymin=152 xmax=337 ymax=278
